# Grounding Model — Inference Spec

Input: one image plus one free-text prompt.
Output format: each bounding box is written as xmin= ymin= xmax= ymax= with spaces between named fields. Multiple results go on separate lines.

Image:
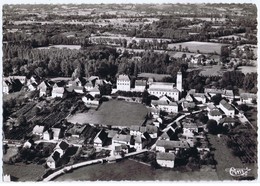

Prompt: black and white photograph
xmin=1 ymin=0 xmax=259 ymax=182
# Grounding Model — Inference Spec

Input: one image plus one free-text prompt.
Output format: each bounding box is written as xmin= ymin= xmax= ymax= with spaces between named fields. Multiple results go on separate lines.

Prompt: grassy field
xmin=3 ymin=146 xmax=19 ymax=163
xmin=237 ymin=66 xmax=257 ymax=74
xmin=55 ymin=159 xmax=218 ymax=181
xmin=67 ymin=100 xmax=148 ymax=127
xmin=199 ymin=65 xmax=229 ymax=77
xmin=3 ymin=163 xmax=46 ymax=181
xmin=207 ymin=134 xmax=257 ymax=180
xmin=37 ymin=45 xmax=81 ymax=50
xmin=168 ymin=41 xmax=228 ymax=54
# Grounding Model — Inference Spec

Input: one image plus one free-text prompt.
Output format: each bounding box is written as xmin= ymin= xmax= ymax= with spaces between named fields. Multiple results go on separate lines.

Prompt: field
xmin=207 ymin=134 xmax=257 ymax=180
xmin=67 ymin=100 xmax=148 ymax=127
xmin=37 ymin=45 xmax=81 ymax=50
xmin=237 ymin=66 xmax=257 ymax=74
xmin=3 ymin=163 xmax=46 ymax=181
xmin=199 ymin=65 xmax=230 ymax=77
xmin=138 ymin=73 xmax=171 ymax=81
xmin=168 ymin=41 xmax=228 ymax=54
xmin=55 ymin=159 xmax=218 ymax=181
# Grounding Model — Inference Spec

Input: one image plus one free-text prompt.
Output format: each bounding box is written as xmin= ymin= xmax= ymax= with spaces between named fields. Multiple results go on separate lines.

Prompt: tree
xmin=99 ymin=84 xmax=112 ymax=96
xmin=211 ymin=93 xmax=222 ymax=105
xmin=16 ymin=116 xmax=27 ymax=126
xmin=206 ymin=119 xmax=219 ymax=134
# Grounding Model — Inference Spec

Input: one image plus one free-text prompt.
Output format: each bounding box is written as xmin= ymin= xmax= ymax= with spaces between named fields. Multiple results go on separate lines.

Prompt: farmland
xmin=37 ymin=45 xmax=81 ymax=50
xmin=168 ymin=41 xmax=228 ymax=54
xmin=67 ymin=99 xmax=148 ymax=127
xmin=237 ymin=66 xmax=257 ymax=74
xmin=55 ymin=159 xmax=218 ymax=181
xmin=3 ymin=163 xmax=46 ymax=181
xmin=199 ymin=65 xmax=232 ymax=77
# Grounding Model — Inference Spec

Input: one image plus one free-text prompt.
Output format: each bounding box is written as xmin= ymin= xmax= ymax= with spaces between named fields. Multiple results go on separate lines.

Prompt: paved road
xmin=42 ymin=149 xmax=148 ymax=181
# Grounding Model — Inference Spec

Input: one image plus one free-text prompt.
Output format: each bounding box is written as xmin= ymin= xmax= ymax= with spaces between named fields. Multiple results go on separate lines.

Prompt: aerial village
xmin=2 ymin=3 xmax=257 ymax=181
xmin=3 ymin=68 xmax=257 ymax=180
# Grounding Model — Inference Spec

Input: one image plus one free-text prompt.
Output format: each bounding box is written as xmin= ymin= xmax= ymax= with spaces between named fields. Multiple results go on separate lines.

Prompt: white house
xmin=46 ymin=151 xmax=61 ymax=169
xmin=240 ymin=93 xmax=257 ymax=104
xmin=51 ymin=83 xmax=66 ymax=98
xmin=156 ymin=152 xmax=175 ymax=168
xmin=134 ymin=79 xmax=147 ymax=92
xmin=94 ymin=129 xmax=108 ymax=147
xmin=117 ymin=74 xmax=131 ymax=91
xmin=219 ymin=99 xmax=235 ymax=118
xmin=32 ymin=125 xmax=44 ymax=136
xmin=112 ymin=134 xmax=132 ymax=146
xmin=208 ymin=108 xmax=223 ymax=123
xmin=151 ymin=95 xmax=178 ymax=113
xmin=134 ymin=135 xmax=144 ymax=151
xmin=156 ymin=140 xmax=190 ymax=154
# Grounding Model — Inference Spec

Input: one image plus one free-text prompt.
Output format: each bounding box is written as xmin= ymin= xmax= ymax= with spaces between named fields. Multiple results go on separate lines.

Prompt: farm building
xmin=219 ymin=99 xmax=235 ymax=118
xmin=240 ymin=93 xmax=257 ymax=104
xmin=117 ymin=74 xmax=131 ymax=91
xmin=156 ymin=152 xmax=176 ymax=168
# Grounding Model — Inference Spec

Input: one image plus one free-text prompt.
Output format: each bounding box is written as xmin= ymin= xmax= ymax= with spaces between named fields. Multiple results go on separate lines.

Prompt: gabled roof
xmin=67 ymin=124 xmax=87 ymax=136
xmin=220 ymin=100 xmax=235 ymax=111
xmin=52 ymin=128 xmax=61 ymax=138
xmin=135 ymin=79 xmax=147 ymax=86
xmin=134 ymin=135 xmax=143 ymax=144
xmin=57 ymin=141 xmax=69 ymax=150
xmin=156 ymin=152 xmax=175 ymax=161
xmin=118 ymin=74 xmax=130 ymax=81
xmin=95 ymin=129 xmax=108 ymax=141
xmin=204 ymin=88 xmax=224 ymax=94
xmin=240 ymin=93 xmax=257 ymax=100
xmin=219 ymin=117 xmax=236 ymax=124
xmin=209 ymin=108 xmax=222 ymax=116
xmin=47 ymin=151 xmax=61 ymax=162
xmin=151 ymin=100 xmax=178 ymax=107
xmin=112 ymin=134 xmax=131 ymax=143
xmin=161 ymin=128 xmax=175 ymax=139
xmin=156 ymin=140 xmax=190 ymax=149
xmin=107 ymin=130 xmax=118 ymax=138
xmin=224 ymin=90 xmax=234 ymax=97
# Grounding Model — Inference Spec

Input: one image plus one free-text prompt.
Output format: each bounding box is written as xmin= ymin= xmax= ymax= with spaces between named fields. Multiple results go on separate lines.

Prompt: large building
xmin=148 ymin=71 xmax=182 ymax=101
xmin=117 ymin=74 xmax=131 ymax=91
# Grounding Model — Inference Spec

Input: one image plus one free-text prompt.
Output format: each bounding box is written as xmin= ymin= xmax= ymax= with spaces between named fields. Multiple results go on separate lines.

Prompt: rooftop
xmin=156 ymin=140 xmax=190 ymax=149
xmin=118 ymin=74 xmax=130 ymax=81
xmin=156 ymin=152 xmax=176 ymax=160
xmin=220 ymin=99 xmax=235 ymax=111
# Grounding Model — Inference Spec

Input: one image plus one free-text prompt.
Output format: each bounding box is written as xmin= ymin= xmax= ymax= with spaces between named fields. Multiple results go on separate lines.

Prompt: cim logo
xmin=225 ymin=167 xmax=251 ymax=177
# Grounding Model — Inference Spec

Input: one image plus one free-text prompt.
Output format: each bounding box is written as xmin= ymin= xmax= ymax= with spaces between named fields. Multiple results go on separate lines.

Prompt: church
xmin=148 ymin=71 xmax=182 ymax=101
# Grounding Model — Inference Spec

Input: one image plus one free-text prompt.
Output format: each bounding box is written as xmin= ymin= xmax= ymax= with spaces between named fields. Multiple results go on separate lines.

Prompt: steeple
xmin=177 ymin=70 xmax=182 ymax=93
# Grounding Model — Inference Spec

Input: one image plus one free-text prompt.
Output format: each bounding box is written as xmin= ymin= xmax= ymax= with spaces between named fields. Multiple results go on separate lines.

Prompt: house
xmin=182 ymin=121 xmax=200 ymax=134
xmin=153 ymin=117 xmax=163 ymax=128
xmin=148 ymin=82 xmax=179 ymax=101
xmin=43 ymin=128 xmax=61 ymax=141
xmin=3 ymin=80 xmax=10 ymax=94
xmin=85 ymin=81 xmax=94 ymax=91
xmin=240 ymin=93 xmax=257 ymax=104
xmin=130 ymin=125 xmax=142 ymax=136
xmin=206 ymin=103 xmax=216 ymax=112
xmin=156 ymin=152 xmax=175 ymax=168
xmin=182 ymin=101 xmax=196 ymax=111
xmin=204 ymin=88 xmax=224 ymax=97
xmin=223 ymin=90 xmax=234 ymax=102
xmin=186 ymin=90 xmax=206 ymax=103
xmin=112 ymin=134 xmax=132 ymax=146
xmin=134 ymin=135 xmax=144 ymax=151
xmin=219 ymin=117 xmax=236 ymax=128
xmin=54 ymin=141 xmax=69 ymax=157
xmin=46 ymin=151 xmax=61 ymax=169
xmin=32 ymin=125 xmax=44 ymax=136
xmin=219 ymin=99 xmax=235 ymax=118
xmin=94 ymin=129 xmax=108 ymax=147
xmin=114 ymin=144 xmax=129 ymax=156
xmin=156 ymin=140 xmax=190 ymax=154
xmin=160 ymin=128 xmax=177 ymax=141
xmin=134 ymin=79 xmax=147 ymax=92
xmin=9 ymin=76 xmax=27 ymax=84
xmin=38 ymin=81 xmax=52 ymax=97
xmin=66 ymin=124 xmax=88 ymax=138
xmin=89 ymin=87 xmax=100 ymax=97
xmin=145 ymin=125 xmax=158 ymax=138
xmin=208 ymin=108 xmax=223 ymax=123
xmin=51 ymin=82 xmax=66 ymax=98
xmin=82 ymin=95 xmax=99 ymax=108
xmin=117 ymin=74 xmax=131 ymax=91
xmin=3 ymin=79 xmax=23 ymax=93
xmin=151 ymin=96 xmax=178 ymax=113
